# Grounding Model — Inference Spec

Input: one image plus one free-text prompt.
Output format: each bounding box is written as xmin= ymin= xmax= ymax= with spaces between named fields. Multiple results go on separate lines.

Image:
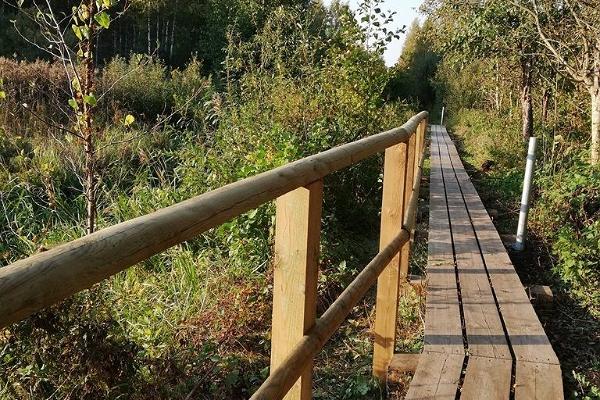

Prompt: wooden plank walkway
xmin=404 ymin=125 xmax=563 ymax=399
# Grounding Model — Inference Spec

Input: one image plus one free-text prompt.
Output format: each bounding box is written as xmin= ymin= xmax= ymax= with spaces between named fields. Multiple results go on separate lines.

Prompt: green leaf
xmin=80 ymin=25 xmax=90 ymax=39
xmin=71 ymin=77 xmax=81 ymax=91
xmin=94 ymin=11 xmax=110 ymax=29
xmin=68 ymin=98 xmax=79 ymax=110
xmin=0 ymin=91 xmax=6 ymax=100
xmin=84 ymin=94 xmax=97 ymax=106
xmin=124 ymin=114 xmax=135 ymax=126
xmin=72 ymin=24 xmax=83 ymax=40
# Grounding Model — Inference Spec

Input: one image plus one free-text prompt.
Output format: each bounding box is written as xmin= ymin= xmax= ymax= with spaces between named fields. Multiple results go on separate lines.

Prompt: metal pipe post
xmin=513 ymin=137 xmax=537 ymax=251
xmin=440 ymin=106 xmax=445 ymax=125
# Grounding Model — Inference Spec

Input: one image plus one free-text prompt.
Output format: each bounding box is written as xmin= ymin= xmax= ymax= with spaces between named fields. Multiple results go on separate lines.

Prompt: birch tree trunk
xmin=83 ymin=0 xmax=97 ymax=234
xmin=156 ymin=14 xmax=160 ymax=55
xmin=520 ymin=57 xmax=534 ymax=141
xmin=591 ymin=84 xmax=600 ymax=165
xmin=147 ymin=14 xmax=151 ymax=55
xmin=169 ymin=1 xmax=177 ymax=62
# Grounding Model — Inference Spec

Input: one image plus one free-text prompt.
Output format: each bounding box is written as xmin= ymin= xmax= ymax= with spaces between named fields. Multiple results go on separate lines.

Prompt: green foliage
xmin=572 ymin=369 xmax=600 ymax=400
xmin=450 ymin=108 xmax=525 ymax=169
xmin=0 ymin=1 xmax=415 ymax=398
xmin=387 ymin=19 xmax=440 ymax=110
xmin=534 ymin=159 xmax=600 ymax=313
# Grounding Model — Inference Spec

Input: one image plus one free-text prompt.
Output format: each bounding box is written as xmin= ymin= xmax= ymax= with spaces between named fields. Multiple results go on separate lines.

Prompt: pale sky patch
xmin=322 ymin=0 xmax=424 ymax=67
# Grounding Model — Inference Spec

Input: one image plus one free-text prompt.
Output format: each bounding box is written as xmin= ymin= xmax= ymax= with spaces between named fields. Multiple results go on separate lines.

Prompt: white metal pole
xmin=440 ymin=106 xmax=445 ymax=125
xmin=513 ymin=137 xmax=537 ymax=251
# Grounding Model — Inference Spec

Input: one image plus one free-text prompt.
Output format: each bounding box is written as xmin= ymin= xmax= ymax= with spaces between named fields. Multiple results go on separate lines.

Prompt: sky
xmin=322 ymin=0 xmax=424 ymax=66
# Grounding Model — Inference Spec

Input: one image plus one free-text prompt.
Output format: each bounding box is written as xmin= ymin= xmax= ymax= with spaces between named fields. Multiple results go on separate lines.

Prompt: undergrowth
xmin=449 ymin=108 xmax=600 ymax=399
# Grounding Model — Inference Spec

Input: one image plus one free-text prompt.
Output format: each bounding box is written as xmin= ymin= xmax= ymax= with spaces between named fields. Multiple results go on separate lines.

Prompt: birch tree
xmin=10 ymin=0 xmax=117 ymax=233
xmin=516 ymin=0 xmax=600 ymax=164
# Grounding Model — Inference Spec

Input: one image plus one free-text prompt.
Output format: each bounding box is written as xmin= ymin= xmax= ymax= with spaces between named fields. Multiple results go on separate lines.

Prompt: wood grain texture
xmin=515 ymin=360 xmax=564 ymax=399
xmin=252 ymin=229 xmax=411 ymax=400
xmin=442 ymin=130 xmax=560 ymax=366
xmin=438 ymin=127 xmax=563 ymax=399
xmin=0 ymin=112 xmax=428 ymax=328
xmin=389 ymin=353 xmax=420 ymax=373
xmin=438 ymin=127 xmax=511 ymax=363
xmin=422 ymin=125 xmax=463 ymax=356
xmin=271 ymin=180 xmax=323 ymax=400
xmin=461 ymin=356 xmax=512 ymax=400
xmin=373 ymin=143 xmax=409 ymax=379
xmin=405 ymin=352 xmax=464 ymax=400
xmin=399 ymin=133 xmax=417 ymax=281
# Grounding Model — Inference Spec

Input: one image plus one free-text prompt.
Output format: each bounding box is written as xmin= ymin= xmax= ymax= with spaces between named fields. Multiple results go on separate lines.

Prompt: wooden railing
xmin=0 ymin=111 xmax=428 ymax=400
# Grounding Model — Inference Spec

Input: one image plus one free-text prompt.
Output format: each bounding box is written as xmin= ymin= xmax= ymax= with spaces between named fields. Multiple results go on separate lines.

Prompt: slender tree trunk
xmin=541 ymin=87 xmax=550 ymax=126
xmin=494 ymin=62 xmax=500 ymax=112
xmin=164 ymin=19 xmax=169 ymax=60
xmin=169 ymin=3 xmax=177 ymax=63
xmin=156 ymin=14 xmax=160 ymax=55
xmin=147 ymin=13 xmax=151 ymax=55
xmin=520 ymin=56 xmax=534 ymax=141
xmin=113 ymin=28 xmax=117 ymax=57
xmin=83 ymin=0 xmax=97 ymax=234
xmin=591 ymin=83 xmax=600 ymax=165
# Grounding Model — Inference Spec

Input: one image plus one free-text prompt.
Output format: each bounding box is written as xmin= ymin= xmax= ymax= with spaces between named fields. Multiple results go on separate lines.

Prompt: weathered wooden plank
xmin=437 ymin=128 xmax=512 ymax=362
xmin=437 ymin=126 xmax=564 ymax=400
xmin=461 ymin=356 xmax=512 ymax=400
xmin=515 ymin=360 xmax=564 ymax=399
xmin=423 ymin=125 xmax=464 ymax=356
xmin=271 ymin=180 xmax=323 ymax=400
xmin=405 ymin=351 xmax=464 ymax=400
xmin=442 ymin=128 xmax=560 ymax=366
xmin=373 ymin=142 xmax=410 ymax=379
xmin=389 ymin=353 xmax=420 ymax=373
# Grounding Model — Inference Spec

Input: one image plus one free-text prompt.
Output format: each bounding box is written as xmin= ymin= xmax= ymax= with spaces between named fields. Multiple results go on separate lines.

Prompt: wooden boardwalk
xmin=404 ymin=125 xmax=563 ymax=399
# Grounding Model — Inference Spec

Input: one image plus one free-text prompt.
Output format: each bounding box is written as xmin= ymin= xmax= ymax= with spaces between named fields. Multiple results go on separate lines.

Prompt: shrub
xmin=533 ymin=158 xmax=600 ymax=314
xmin=101 ymin=54 xmax=170 ymax=120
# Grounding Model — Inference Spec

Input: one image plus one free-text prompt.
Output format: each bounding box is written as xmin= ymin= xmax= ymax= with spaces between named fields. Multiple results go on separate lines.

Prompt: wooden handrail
xmin=0 ymin=111 xmax=427 ymax=328
xmin=0 ymin=111 xmax=428 ymax=400
xmin=251 ymin=143 xmax=426 ymax=399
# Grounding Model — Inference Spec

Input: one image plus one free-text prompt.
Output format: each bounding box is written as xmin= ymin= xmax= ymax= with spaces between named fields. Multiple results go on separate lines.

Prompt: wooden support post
xmin=413 ymin=121 xmax=424 ymax=177
xmin=271 ymin=180 xmax=323 ymax=400
xmin=399 ymin=133 xmax=417 ymax=285
xmin=372 ymin=141 xmax=409 ymax=380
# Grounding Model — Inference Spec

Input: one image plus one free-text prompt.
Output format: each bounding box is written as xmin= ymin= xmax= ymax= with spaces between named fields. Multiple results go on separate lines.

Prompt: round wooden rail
xmin=0 ymin=111 xmax=428 ymax=328
xmin=251 ymin=131 xmax=426 ymax=400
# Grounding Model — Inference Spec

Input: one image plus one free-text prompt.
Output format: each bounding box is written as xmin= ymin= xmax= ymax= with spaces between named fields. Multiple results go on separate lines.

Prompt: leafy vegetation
xmin=0 ymin=1 xmax=429 ymax=398
xmin=1 ymin=0 xmax=599 ymax=398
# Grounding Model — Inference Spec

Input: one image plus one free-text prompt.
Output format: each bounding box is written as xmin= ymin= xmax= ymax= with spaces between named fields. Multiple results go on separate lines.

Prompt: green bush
xmin=101 ymin=54 xmax=170 ymax=120
xmin=533 ymin=158 xmax=600 ymax=314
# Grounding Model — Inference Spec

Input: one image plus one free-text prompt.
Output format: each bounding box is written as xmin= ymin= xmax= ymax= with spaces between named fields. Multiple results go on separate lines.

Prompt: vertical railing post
xmin=271 ymin=180 xmax=323 ymax=400
xmin=372 ymin=138 xmax=410 ymax=380
xmin=407 ymin=119 xmax=427 ymax=252
xmin=399 ymin=132 xmax=417 ymax=285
